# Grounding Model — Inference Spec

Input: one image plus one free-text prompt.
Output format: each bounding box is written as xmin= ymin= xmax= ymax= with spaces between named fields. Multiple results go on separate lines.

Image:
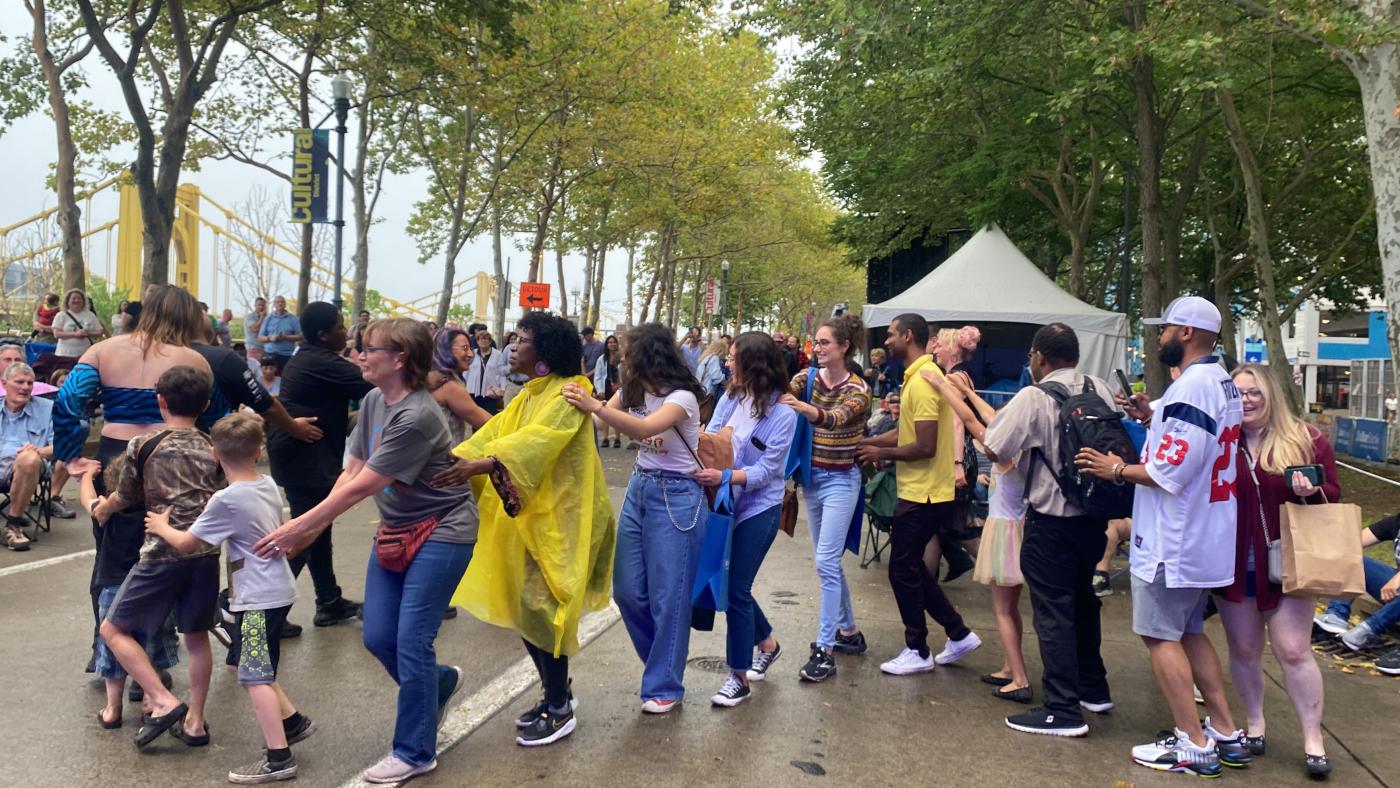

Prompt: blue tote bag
xmin=691 ymin=469 xmax=736 ymax=613
xmin=788 ymin=367 xmax=865 ymax=556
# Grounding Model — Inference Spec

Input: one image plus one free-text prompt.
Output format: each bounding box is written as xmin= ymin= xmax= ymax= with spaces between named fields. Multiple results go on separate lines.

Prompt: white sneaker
xmin=934 ymin=632 xmax=982 ymax=665
xmin=363 ymin=754 xmax=437 ymax=784
xmin=1313 ymin=611 xmax=1350 ymax=635
xmin=1132 ymin=729 xmax=1222 ymax=777
xmin=880 ymin=647 xmax=935 ymax=675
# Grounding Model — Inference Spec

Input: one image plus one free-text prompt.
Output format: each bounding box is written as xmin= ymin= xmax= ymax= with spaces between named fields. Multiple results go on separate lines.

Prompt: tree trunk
xmin=350 ymin=84 xmax=374 ymax=317
xmin=491 ymin=175 xmax=507 ymax=337
xmin=1217 ymin=88 xmax=1302 ymax=412
xmin=590 ymin=243 xmax=607 ymax=328
xmin=1127 ymin=3 xmax=1168 ymax=397
xmin=295 ymin=222 xmax=313 ymax=307
xmin=624 ymin=242 xmax=636 ymax=327
xmin=28 ymin=0 xmax=85 ymax=291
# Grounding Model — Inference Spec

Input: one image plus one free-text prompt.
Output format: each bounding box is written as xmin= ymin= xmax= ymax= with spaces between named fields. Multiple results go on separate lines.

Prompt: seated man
xmin=0 ymin=362 xmax=54 ymax=551
xmin=1316 ymin=514 xmax=1400 ymax=661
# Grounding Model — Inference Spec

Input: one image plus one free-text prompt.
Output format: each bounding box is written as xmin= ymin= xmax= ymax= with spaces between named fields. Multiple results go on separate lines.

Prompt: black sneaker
xmin=745 ymin=641 xmax=781 ymax=681
xmin=284 ymin=715 xmax=317 ymax=745
xmin=515 ymin=708 xmax=576 ymax=747
xmin=228 ymin=754 xmax=297 ymax=784
xmin=437 ymin=666 xmax=467 ymax=728
xmin=1377 ymin=647 xmax=1400 ymax=676
xmin=799 ymin=644 xmax=836 ymax=683
xmin=1092 ymin=571 xmax=1112 ymax=598
xmin=514 ymin=680 xmax=575 ymax=729
xmin=1005 ymin=707 xmax=1089 ymax=737
xmin=710 ymin=674 xmax=751 ymax=707
xmin=313 ymin=598 xmax=362 ymax=627
xmin=280 ymin=622 xmax=303 ymax=639
xmin=833 ymin=631 xmax=868 ymax=655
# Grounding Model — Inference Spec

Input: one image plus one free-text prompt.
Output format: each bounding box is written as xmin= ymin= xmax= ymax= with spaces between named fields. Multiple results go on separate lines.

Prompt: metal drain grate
xmin=687 ymin=656 xmax=729 ymax=674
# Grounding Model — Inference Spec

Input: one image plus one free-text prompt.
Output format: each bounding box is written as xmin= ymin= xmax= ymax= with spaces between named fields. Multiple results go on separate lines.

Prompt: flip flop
xmin=168 ymin=722 xmax=210 ymax=747
xmin=97 ymin=708 xmax=122 ymax=730
xmin=135 ymin=702 xmax=187 ymax=748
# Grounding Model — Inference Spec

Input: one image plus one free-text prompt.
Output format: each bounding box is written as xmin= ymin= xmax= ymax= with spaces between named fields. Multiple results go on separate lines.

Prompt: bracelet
xmin=1111 ymin=462 xmax=1125 ymax=485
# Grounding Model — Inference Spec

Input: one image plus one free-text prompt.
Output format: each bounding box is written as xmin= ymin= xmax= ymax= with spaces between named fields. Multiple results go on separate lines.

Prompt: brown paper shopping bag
xmin=1278 ymin=500 xmax=1366 ymax=599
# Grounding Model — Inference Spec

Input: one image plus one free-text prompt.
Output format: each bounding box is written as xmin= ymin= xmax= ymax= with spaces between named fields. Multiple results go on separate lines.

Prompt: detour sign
xmin=519 ymin=282 xmax=550 ymax=309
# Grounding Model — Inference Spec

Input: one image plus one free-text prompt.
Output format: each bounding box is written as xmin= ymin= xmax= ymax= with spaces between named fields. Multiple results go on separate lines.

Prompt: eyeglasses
xmin=360 ymin=344 xmax=399 ymax=356
xmin=1239 ymin=388 xmax=1264 ymax=401
xmin=814 ymin=338 xmax=834 ymax=347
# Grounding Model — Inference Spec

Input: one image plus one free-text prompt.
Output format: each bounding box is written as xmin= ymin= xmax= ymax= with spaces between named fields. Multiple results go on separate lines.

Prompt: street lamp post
xmin=331 ymin=73 xmax=352 ymax=315
xmin=570 ymin=288 xmax=581 ymax=324
xmin=720 ymin=259 xmax=730 ymax=334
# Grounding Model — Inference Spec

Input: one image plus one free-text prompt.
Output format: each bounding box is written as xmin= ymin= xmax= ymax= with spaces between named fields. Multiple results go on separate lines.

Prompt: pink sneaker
xmin=641 ymin=698 xmax=680 ymax=714
xmin=363 ymin=753 xmax=437 ymax=784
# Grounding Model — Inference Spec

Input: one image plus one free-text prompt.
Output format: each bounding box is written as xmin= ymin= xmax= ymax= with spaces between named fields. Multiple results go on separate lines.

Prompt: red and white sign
xmin=704 ymin=279 xmax=719 ymax=315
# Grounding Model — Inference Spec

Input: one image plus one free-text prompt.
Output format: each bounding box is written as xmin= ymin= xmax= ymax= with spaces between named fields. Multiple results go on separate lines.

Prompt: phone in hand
xmin=1114 ymin=369 xmax=1134 ymax=403
xmin=1284 ymin=464 xmax=1324 ymax=487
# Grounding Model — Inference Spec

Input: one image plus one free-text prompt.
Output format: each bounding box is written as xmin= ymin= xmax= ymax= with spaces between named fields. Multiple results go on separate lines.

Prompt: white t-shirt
xmin=1129 ymin=356 xmax=1243 ymax=589
xmin=188 ymin=475 xmax=297 ymax=612
xmin=632 ymin=389 xmax=701 ymax=474
xmin=53 ymin=308 xmax=102 ymax=357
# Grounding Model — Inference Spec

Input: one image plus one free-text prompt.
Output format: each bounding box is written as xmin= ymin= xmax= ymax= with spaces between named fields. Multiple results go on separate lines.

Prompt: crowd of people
xmin=6 ymin=286 xmax=1398 ymax=784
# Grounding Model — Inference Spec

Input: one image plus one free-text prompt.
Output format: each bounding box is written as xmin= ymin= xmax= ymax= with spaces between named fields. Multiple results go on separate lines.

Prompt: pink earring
xmin=535 ymin=361 xmax=550 ymax=377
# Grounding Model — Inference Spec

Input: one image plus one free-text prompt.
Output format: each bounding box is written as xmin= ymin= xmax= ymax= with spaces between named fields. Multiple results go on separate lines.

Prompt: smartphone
xmin=1114 ymin=369 xmax=1134 ymax=402
xmin=1284 ymin=464 xmax=1324 ymax=487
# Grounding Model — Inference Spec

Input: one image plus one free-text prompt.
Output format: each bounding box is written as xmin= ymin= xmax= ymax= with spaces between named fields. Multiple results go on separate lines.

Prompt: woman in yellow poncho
xmin=443 ymin=311 xmax=615 ymax=748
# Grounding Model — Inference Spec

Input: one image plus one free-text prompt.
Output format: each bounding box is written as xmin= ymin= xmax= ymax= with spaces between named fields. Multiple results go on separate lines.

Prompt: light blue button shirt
xmin=0 ymin=395 xmax=53 ymax=457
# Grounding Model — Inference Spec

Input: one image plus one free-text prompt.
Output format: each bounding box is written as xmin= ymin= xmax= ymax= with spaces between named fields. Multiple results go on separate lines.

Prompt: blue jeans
xmin=614 ymin=469 xmax=705 ymax=701
xmin=362 ymin=540 xmax=474 ymax=767
xmin=1325 ymin=556 xmax=1400 ymax=635
xmin=804 ymin=467 xmax=860 ymax=650
xmin=726 ymin=504 xmax=781 ymax=671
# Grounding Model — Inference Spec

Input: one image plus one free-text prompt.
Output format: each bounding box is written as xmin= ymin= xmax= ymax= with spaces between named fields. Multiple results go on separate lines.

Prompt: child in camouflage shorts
xmin=146 ymin=411 xmax=314 ymax=784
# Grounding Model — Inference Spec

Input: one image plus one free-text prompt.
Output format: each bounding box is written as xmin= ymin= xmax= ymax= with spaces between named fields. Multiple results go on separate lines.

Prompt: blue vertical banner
xmin=290 ymin=128 xmax=330 ymax=224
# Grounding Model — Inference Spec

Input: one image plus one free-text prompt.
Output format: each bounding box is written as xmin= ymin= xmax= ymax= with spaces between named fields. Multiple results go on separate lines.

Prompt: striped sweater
xmin=789 ymin=369 xmax=871 ymax=470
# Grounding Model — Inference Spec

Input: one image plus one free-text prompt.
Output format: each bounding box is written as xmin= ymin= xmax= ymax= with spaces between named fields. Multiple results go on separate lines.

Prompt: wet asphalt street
xmin=2 ymin=447 xmax=1397 ymax=788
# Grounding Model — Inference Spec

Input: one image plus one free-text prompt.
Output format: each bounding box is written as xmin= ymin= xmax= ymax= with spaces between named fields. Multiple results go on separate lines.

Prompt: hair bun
xmin=957 ymin=325 xmax=981 ymax=352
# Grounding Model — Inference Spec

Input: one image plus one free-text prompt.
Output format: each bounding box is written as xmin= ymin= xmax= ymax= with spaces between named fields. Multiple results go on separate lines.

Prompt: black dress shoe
xmin=994 ymin=685 xmax=1033 ymax=704
xmin=1305 ymin=754 xmax=1331 ymax=780
xmin=980 ymin=674 xmax=1013 ymax=687
xmin=280 ymin=622 xmax=303 ymax=639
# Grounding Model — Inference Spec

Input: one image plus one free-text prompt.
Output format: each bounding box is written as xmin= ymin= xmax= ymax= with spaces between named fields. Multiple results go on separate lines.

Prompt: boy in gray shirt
xmin=146 ymin=412 xmax=315 ymax=784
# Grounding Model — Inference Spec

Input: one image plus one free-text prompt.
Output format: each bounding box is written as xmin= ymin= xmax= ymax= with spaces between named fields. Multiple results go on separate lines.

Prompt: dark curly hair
xmin=620 ymin=323 xmax=704 ymax=410
xmin=728 ymin=331 xmax=787 ymax=419
xmin=518 ymin=311 xmax=582 ymax=378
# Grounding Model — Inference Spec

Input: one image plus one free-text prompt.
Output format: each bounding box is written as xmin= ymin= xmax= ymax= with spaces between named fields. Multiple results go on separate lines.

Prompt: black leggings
xmin=523 ymin=639 xmax=570 ymax=711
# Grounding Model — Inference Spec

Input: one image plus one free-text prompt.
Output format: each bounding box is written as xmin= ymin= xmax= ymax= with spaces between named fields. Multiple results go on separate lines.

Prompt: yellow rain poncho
xmin=450 ymin=373 xmax=616 ymax=657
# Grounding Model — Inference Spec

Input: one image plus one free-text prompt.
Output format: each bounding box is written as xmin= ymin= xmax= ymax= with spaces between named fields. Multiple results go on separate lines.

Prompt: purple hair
xmin=433 ymin=328 xmax=468 ymax=375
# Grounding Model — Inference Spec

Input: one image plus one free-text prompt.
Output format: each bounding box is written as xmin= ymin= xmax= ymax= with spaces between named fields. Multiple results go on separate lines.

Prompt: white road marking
xmin=337 ymin=603 xmax=622 ymax=788
xmin=0 ymin=548 xmax=96 ymax=579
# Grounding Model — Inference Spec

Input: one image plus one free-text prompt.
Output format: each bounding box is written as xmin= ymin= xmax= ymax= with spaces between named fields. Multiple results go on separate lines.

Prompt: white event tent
xmin=862 ymin=224 xmax=1129 ymax=380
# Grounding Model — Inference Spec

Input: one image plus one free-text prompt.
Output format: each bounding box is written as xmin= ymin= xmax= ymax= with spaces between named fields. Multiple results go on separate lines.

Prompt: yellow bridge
xmin=0 ymin=176 xmax=495 ymax=321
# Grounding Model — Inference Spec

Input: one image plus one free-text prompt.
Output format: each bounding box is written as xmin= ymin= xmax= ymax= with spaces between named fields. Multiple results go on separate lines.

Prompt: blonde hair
xmin=700 ymin=338 xmax=728 ymax=362
xmin=1233 ymin=364 xmax=1314 ymax=474
xmin=211 ymin=411 xmax=264 ymax=464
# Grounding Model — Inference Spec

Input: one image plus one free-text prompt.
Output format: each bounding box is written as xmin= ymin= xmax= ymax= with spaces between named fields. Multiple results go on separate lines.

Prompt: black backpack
xmin=1031 ymin=379 xmax=1137 ymax=520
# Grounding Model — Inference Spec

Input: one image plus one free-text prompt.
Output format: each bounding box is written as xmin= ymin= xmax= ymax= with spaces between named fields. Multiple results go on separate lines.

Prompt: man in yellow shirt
xmin=857 ymin=313 xmax=981 ymax=676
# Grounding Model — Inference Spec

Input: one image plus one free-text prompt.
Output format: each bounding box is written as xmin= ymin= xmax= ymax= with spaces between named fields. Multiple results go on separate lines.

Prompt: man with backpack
xmin=982 ymin=323 xmax=1128 ymax=738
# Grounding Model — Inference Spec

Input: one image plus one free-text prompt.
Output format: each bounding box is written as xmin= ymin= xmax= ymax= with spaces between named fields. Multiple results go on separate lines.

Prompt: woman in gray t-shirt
xmin=253 ymin=318 xmax=475 ymax=784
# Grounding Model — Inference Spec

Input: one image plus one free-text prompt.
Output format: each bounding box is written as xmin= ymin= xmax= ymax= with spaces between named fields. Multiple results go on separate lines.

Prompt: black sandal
xmin=134 ymin=702 xmax=187 ymax=748
xmin=995 ymin=685 xmax=1033 ymax=704
xmin=96 ymin=708 xmax=122 ymax=729
xmin=168 ymin=721 xmax=210 ymax=747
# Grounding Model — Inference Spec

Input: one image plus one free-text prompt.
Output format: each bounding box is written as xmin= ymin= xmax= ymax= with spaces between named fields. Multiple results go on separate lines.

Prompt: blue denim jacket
xmin=706 ymin=391 xmax=797 ymax=524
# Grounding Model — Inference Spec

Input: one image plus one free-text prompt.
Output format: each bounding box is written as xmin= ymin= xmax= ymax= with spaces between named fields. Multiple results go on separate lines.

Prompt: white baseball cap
xmin=1143 ymin=296 xmax=1221 ymax=333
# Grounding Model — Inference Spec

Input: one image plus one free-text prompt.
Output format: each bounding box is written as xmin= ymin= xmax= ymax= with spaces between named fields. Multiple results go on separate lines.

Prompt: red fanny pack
xmin=374 ymin=515 xmax=439 ymax=572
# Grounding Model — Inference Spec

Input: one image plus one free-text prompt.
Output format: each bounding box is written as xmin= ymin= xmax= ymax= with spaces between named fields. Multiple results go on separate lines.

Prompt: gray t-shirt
xmin=349 ymin=387 xmax=478 ymax=544
xmin=188 ymin=475 xmax=296 ymax=612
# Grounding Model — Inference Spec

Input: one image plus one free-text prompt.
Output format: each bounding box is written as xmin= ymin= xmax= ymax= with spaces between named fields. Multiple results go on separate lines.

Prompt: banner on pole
xmin=704 ymin=279 xmax=719 ymax=315
xmin=290 ymin=128 xmax=330 ymax=224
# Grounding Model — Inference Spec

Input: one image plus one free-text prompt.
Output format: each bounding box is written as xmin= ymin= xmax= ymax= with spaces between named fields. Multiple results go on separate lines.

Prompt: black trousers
xmin=523 ymin=639 xmax=570 ymax=711
xmin=285 ymin=485 xmax=345 ymax=608
xmin=1021 ymin=510 xmax=1111 ymax=721
xmin=889 ymin=500 xmax=971 ymax=655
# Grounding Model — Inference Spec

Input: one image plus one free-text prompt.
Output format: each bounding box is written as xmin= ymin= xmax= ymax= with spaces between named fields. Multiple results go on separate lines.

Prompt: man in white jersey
xmin=1076 ymin=296 xmax=1251 ymax=778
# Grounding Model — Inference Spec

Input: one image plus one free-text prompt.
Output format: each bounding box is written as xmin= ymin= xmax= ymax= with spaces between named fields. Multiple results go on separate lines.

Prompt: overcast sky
xmin=0 ymin=18 xmax=629 ymax=329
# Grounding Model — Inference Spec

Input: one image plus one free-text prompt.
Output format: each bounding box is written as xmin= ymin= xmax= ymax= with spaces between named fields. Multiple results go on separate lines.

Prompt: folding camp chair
xmin=0 ymin=462 xmax=52 ymax=541
xmin=861 ymin=466 xmax=897 ymax=569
